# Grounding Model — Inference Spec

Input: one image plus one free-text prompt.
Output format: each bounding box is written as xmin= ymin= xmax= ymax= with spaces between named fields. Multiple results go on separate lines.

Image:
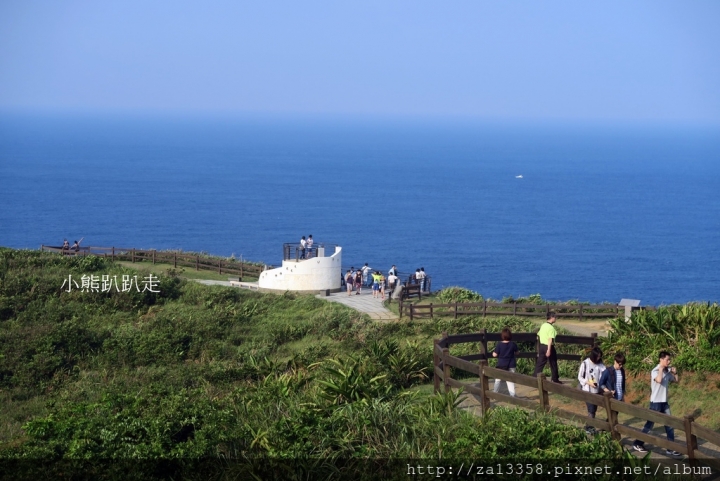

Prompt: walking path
xmin=316 ymin=288 xmax=398 ymax=321
xmin=195 ymin=280 xmax=398 ymax=321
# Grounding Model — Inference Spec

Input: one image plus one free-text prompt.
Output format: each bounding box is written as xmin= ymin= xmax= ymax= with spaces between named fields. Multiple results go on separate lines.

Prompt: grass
xmin=117 ymin=260 xmax=259 ymax=282
xmin=1 ymin=249 xmax=717 ymax=478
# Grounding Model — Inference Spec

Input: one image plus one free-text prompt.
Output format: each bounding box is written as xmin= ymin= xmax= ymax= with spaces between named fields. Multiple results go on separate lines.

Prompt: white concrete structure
xmin=258 ymin=245 xmax=342 ymax=293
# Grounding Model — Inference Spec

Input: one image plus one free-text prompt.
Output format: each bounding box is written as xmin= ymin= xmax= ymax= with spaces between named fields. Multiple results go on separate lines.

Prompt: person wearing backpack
xmin=578 ymin=346 xmax=606 ymax=434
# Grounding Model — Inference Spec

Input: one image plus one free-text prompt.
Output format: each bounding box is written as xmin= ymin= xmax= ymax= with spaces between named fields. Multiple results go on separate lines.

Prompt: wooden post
xmin=546 ymin=304 xmax=550 ymax=316
xmin=219 ymin=260 xmax=222 ymax=274
xmin=240 ymin=261 xmax=243 ymax=279
xmin=479 ymin=328 xmax=487 ymax=359
xmin=132 ymin=248 xmax=135 ymax=263
xmin=684 ymin=416 xmax=697 ymax=463
xmin=537 ymin=373 xmax=549 ymax=413
xmin=174 ymin=252 xmax=177 ymax=268
xmin=602 ymin=392 xmax=620 ymax=441
xmin=479 ymin=360 xmax=489 ymax=416
xmin=442 ymin=348 xmax=451 ymax=393
xmin=112 ymin=247 xmax=115 ymax=261
xmin=196 ymin=255 xmax=199 ymax=271
xmin=513 ymin=301 xmax=517 ymax=316
xmin=579 ymin=304 xmax=583 ymax=321
xmin=591 ymin=333 xmax=598 ymax=347
xmin=429 ymin=303 xmax=434 ymax=319
xmin=433 ymin=340 xmax=440 ymax=394
xmin=483 ymin=300 xmax=487 ymax=318
xmin=454 ymin=302 xmax=458 ymax=319
xmin=399 ymin=298 xmax=403 ymax=319
xmin=410 ymin=304 xmax=414 ymax=321
xmin=152 ymin=250 xmax=156 ymax=265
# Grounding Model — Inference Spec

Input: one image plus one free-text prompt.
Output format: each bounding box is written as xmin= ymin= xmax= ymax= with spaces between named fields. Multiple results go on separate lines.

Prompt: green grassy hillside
xmin=2 ymin=249 xmax=709 ymax=479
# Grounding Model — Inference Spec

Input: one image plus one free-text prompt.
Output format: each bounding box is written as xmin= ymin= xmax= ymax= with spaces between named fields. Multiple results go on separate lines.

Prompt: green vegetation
xmin=0 ymin=250 xmax=715 ymax=479
xmin=116 ymin=260 xmax=259 ymax=282
xmin=602 ymin=303 xmax=720 ymax=374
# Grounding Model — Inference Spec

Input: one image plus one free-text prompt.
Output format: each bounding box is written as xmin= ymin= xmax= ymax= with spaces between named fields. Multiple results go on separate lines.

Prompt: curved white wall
xmin=258 ymin=246 xmax=342 ymax=293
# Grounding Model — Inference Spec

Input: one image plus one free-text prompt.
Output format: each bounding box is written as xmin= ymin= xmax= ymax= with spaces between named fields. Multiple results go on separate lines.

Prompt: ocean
xmin=1 ymin=112 xmax=718 ymax=305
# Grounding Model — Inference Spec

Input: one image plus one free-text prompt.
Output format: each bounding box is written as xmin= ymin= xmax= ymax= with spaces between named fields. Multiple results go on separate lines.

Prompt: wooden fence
xmin=40 ymin=245 xmax=267 ymax=279
xmin=434 ymin=331 xmax=720 ymax=464
xmin=401 ymin=300 xmax=655 ymax=320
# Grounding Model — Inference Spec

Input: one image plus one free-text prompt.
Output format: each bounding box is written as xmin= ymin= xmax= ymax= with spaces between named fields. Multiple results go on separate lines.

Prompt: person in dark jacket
xmin=599 ymin=352 xmax=626 ymax=401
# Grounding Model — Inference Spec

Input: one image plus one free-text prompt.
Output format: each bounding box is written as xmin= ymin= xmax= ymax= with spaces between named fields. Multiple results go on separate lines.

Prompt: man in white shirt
xmin=361 ymin=263 xmax=372 ymax=287
xmin=632 ymin=351 xmax=680 ymax=456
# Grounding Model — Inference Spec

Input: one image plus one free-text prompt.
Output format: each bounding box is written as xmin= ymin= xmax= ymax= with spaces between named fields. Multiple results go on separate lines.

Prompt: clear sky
xmin=1 ymin=1 xmax=719 ymax=123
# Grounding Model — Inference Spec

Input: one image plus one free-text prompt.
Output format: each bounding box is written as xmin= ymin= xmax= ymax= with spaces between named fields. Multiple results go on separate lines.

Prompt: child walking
xmin=578 ymin=346 xmax=606 ymax=434
xmin=492 ymin=327 xmax=519 ymax=397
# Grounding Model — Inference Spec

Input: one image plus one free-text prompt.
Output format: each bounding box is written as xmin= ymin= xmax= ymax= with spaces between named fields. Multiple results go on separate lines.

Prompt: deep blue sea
xmin=1 ymin=113 xmax=719 ymax=305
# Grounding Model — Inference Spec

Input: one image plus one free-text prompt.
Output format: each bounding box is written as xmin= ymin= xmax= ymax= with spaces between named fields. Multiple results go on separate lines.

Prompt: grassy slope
xmin=116 ymin=260 xmax=259 ymax=282
xmin=1 ymin=249 xmax=718 ymax=479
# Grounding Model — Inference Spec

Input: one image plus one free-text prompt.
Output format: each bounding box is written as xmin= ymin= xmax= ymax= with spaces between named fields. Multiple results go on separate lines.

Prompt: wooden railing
xmin=434 ymin=331 xmax=720 ymax=464
xmin=401 ymin=300 xmax=655 ymax=320
xmin=40 ymin=245 xmax=268 ymax=279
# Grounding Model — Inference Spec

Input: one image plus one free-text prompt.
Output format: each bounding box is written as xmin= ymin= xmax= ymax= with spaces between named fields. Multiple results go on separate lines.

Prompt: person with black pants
xmin=533 ymin=311 xmax=562 ymax=383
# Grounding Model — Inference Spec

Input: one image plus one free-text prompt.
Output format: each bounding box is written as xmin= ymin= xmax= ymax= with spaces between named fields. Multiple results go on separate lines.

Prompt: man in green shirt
xmin=533 ymin=311 xmax=562 ymax=383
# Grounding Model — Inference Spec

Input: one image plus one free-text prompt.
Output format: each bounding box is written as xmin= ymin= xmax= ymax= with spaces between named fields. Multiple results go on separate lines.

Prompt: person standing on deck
xmin=299 ymin=236 xmax=307 ymax=259
xmin=306 ymin=235 xmax=314 ymax=258
xmin=361 ymin=263 xmax=372 ymax=287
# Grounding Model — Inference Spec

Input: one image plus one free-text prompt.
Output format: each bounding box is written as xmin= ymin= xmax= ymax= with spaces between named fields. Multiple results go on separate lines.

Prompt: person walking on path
xmin=345 ymin=270 xmax=354 ymax=296
xmin=578 ymin=346 xmax=606 ymax=434
xmin=354 ymin=270 xmax=362 ymax=295
xmin=533 ymin=311 xmax=561 ymax=383
xmin=599 ymin=352 xmax=626 ymax=402
xmin=632 ymin=351 xmax=681 ymax=456
xmin=371 ymin=271 xmax=381 ymax=299
xmin=387 ymin=271 xmax=398 ymax=298
xmin=492 ymin=327 xmax=519 ymax=397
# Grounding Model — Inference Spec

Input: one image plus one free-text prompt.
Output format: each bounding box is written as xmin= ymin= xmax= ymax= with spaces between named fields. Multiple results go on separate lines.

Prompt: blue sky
xmin=1 ymin=1 xmax=719 ymax=123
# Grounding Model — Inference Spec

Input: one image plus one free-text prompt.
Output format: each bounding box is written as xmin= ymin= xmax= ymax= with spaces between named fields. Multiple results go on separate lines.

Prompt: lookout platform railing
xmin=40 ymin=245 xmax=267 ymax=279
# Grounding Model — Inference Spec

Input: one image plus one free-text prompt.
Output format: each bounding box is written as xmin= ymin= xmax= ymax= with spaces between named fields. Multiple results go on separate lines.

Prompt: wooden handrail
xmin=433 ymin=333 xmax=720 ymax=464
xmin=40 ymin=245 xmax=267 ymax=277
xmin=402 ymin=299 xmax=644 ymax=320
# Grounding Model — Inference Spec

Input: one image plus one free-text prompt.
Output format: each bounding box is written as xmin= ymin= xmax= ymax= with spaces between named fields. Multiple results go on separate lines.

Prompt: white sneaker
xmin=665 ymin=449 xmax=682 ymax=457
xmin=633 ymin=444 xmax=647 ymax=453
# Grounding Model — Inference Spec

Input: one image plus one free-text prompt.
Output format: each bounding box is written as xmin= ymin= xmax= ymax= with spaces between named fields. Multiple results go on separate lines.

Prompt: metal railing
xmin=283 ymin=242 xmax=338 ymax=261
